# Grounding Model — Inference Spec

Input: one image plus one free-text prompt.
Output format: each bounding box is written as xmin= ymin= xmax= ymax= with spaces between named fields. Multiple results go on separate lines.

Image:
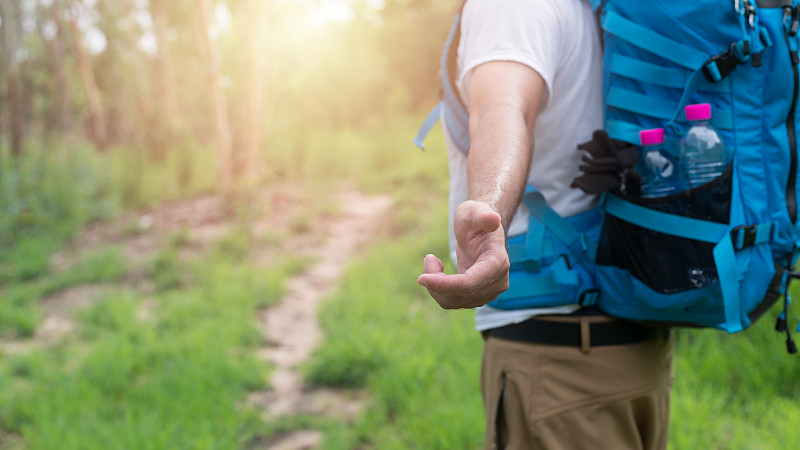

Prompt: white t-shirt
xmin=443 ymin=0 xmax=604 ymax=331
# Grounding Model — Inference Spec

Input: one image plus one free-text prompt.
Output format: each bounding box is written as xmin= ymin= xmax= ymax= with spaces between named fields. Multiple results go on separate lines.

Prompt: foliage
xmin=0 ymin=143 xmax=115 ymax=246
xmin=0 ymin=246 xmax=302 ymax=448
xmin=0 ymin=0 xmax=454 ymax=166
xmin=0 ymin=289 xmax=266 ymax=450
xmin=0 ymin=248 xmax=126 ymax=338
xmin=2 ymin=98 xmax=800 ymax=448
xmin=669 ymin=315 xmax=800 ymax=449
xmin=105 ymin=138 xmax=218 ymax=210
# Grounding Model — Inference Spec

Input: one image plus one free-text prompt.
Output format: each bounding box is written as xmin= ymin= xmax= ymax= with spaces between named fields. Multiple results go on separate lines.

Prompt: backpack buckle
xmin=579 ymin=289 xmax=600 ymax=307
xmin=732 ymin=224 xmax=759 ymax=249
xmin=703 ymin=43 xmax=742 ymax=82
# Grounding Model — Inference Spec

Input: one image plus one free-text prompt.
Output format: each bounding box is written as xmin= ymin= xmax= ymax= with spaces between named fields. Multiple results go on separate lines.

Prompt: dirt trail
xmin=1 ymin=185 xmax=393 ymax=449
xmin=5 ymin=194 xmax=236 ymax=351
xmin=254 ymin=190 xmax=393 ymax=449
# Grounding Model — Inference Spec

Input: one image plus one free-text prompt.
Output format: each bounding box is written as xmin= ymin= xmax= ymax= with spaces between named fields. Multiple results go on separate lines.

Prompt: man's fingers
xmin=422 ymin=200 xmax=507 ymax=308
xmin=418 ymin=272 xmax=468 ymax=293
xmin=421 ymin=270 xmax=509 ymax=309
xmin=418 ymin=254 xmax=445 ymax=289
xmin=422 ymin=254 xmax=444 ymax=274
xmin=420 ymin=257 xmax=507 ymax=297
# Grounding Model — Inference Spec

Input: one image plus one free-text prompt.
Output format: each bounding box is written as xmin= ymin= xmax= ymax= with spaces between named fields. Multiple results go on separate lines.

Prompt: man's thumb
xmin=474 ymin=210 xmax=502 ymax=233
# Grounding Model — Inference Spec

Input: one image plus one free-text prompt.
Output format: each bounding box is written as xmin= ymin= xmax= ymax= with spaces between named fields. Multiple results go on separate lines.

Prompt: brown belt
xmin=483 ymin=317 xmax=667 ymax=353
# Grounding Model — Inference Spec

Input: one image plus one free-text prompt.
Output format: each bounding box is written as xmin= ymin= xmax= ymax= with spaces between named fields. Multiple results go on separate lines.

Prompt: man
xmin=417 ymin=0 xmax=673 ymax=448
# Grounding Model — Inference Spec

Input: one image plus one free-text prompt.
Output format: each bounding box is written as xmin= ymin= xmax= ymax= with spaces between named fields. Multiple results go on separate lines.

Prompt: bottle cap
xmin=685 ymin=103 xmax=712 ymax=121
xmin=639 ymin=128 xmax=665 ymax=146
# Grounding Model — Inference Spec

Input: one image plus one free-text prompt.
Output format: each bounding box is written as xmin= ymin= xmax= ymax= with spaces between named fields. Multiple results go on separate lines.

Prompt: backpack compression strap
xmin=500 ymin=187 xmax=601 ymax=306
xmin=523 ymin=187 xmax=599 ymax=265
xmin=602 ymin=194 xmax=780 ymax=333
xmin=600 ymin=7 xmax=771 ymax=143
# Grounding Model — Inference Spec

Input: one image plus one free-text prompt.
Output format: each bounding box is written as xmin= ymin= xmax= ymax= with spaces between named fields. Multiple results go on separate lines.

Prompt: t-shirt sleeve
xmin=457 ymin=0 xmax=565 ymax=110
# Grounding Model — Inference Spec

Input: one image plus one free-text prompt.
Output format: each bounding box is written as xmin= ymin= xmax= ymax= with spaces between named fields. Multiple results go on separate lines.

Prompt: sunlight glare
xmin=301 ymin=0 xmax=355 ymax=27
xmin=210 ymin=3 xmax=233 ymax=39
xmin=279 ymin=0 xmax=357 ymax=54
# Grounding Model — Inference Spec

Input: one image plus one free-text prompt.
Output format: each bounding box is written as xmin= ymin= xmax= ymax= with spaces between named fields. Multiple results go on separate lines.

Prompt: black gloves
xmin=571 ymin=130 xmax=641 ymax=196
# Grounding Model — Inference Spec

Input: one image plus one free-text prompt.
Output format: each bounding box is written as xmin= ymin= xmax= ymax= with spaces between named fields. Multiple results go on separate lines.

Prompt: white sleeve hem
xmin=457 ymin=52 xmax=553 ymax=113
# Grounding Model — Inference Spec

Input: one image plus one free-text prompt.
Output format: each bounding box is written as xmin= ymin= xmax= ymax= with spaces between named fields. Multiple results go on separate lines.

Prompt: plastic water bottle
xmin=680 ymin=104 xmax=730 ymax=189
xmin=636 ymin=128 xmax=681 ymax=197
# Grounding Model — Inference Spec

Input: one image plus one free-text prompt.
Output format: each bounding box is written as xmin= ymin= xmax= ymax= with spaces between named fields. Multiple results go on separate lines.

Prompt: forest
xmin=1 ymin=0 xmax=800 ymax=449
xmin=0 ymin=0 xmax=449 ymax=219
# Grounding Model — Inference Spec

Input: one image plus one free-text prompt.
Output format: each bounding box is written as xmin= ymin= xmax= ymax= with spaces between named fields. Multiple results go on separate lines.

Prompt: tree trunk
xmin=236 ymin=0 xmax=264 ymax=190
xmin=52 ymin=0 xmax=72 ymax=135
xmin=0 ymin=0 xmax=25 ymax=159
xmin=234 ymin=0 xmax=264 ymax=190
xmin=150 ymin=0 xmax=181 ymax=145
xmin=38 ymin=1 xmax=72 ymax=140
xmin=8 ymin=67 xmax=23 ymax=160
xmin=67 ymin=4 xmax=106 ymax=151
xmin=195 ymin=0 xmax=233 ymax=202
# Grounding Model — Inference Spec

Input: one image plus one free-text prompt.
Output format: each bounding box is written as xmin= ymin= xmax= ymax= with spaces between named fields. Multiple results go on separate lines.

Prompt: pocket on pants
xmin=491 ymin=373 xmax=507 ymax=450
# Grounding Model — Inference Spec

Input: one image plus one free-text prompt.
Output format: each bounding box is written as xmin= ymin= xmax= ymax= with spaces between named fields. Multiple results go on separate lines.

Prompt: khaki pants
xmin=481 ymin=319 xmax=673 ymax=450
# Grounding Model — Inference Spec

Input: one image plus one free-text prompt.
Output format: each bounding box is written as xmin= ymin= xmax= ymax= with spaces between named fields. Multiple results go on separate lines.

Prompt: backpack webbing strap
xmin=413 ymin=12 xmax=471 ymax=153
xmin=715 ymin=235 xmax=743 ymax=333
xmin=605 ymin=120 xmax=678 ymax=149
xmin=414 ymin=103 xmax=442 ymax=151
xmin=609 ymin=54 xmax=731 ymax=94
xmin=607 ymin=88 xmax=734 ymax=130
xmin=606 ymin=120 xmax=644 ymax=144
xmin=604 ymin=195 xmax=727 ymax=241
xmin=440 ymin=12 xmax=471 ymax=154
xmin=523 ymin=187 xmax=599 ymax=264
xmin=665 ymin=65 xmax=724 ymax=132
xmin=499 ymin=188 xmax=599 ymax=303
xmin=731 ymin=223 xmax=775 ymax=249
xmin=524 ymin=220 xmax=548 ymax=268
xmin=500 ymin=257 xmax=577 ymax=300
xmin=604 ymin=195 xmax=745 ymax=332
xmin=507 ymin=224 xmax=553 ymax=270
xmin=601 ymin=10 xmax=709 ymax=70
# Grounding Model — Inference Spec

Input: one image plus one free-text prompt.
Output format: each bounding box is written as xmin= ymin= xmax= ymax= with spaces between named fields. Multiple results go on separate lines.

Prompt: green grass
xmin=0 ymin=139 xmax=310 ymax=445
xmin=0 ymin=248 xmax=127 ymax=338
xmin=105 ymin=137 xmax=218 ymax=211
xmin=0 ymin=234 xmax=62 ymax=284
xmin=669 ymin=315 xmax=800 ymax=449
xmin=1 ymin=289 xmax=266 ymax=449
xmin=0 ymin=139 xmax=217 ymax=281
xmin=301 ymin=120 xmax=491 ymax=448
xmin=305 ymin=204 xmax=486 ymax=449
xmin=4 ymin=116 xmax=800 ymax=448
xmin=0 ymin=247 xmax=304 ymax=449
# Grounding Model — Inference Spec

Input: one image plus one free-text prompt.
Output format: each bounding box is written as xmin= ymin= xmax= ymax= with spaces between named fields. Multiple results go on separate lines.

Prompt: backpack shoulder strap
xmin=445 ymin=2 xmax=467 ymax=113
xmin=414 ymin=2 xmax=471 ymax=153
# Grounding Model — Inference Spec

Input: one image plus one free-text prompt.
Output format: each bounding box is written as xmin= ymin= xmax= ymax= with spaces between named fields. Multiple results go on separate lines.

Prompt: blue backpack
xmin=415 ymin=0 xmax=800 ymax=351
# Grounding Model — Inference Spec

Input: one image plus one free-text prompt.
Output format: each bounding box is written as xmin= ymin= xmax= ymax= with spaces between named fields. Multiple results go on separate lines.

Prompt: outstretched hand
xmin=417 ymin=200 xmax=510 ymax=309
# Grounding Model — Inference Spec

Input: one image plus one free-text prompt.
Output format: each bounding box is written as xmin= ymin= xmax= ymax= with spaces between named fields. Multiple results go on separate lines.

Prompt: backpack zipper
xmin=784 ymin=5 xmax=799 ymax=222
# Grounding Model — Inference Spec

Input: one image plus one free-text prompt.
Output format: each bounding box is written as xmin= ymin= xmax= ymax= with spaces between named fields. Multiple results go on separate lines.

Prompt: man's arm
xmin=418 ymin=60 xmax=547 ymax=309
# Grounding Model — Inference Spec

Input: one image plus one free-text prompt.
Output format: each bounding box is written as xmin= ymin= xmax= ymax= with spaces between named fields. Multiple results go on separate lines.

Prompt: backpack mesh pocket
xmin=596 ymin=165 xmax=732 ymax=294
